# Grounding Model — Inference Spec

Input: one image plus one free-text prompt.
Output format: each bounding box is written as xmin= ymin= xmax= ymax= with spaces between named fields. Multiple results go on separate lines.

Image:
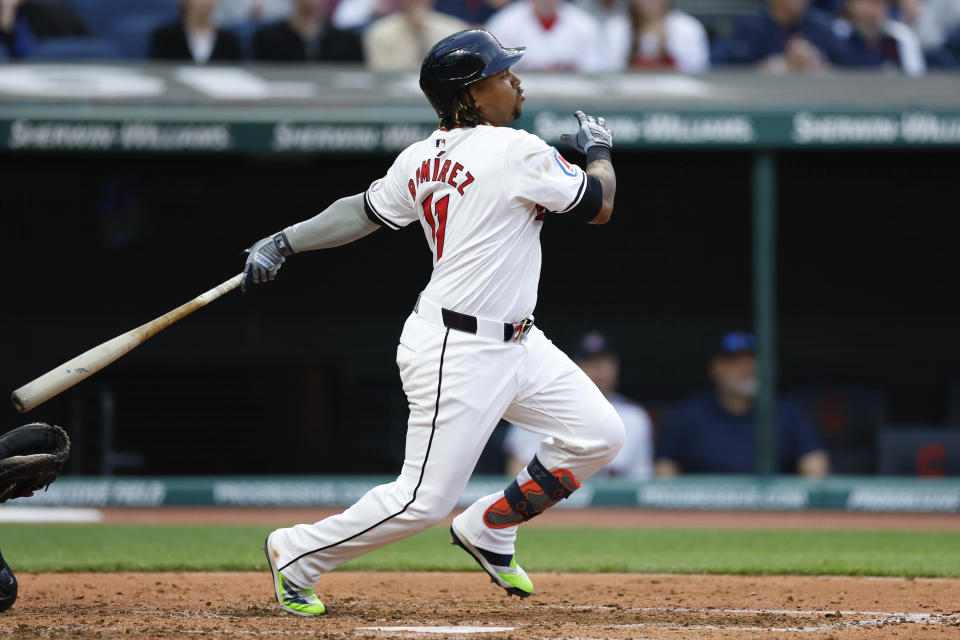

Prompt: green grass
xmin=1 ymin=524 xmax=957 ymax=577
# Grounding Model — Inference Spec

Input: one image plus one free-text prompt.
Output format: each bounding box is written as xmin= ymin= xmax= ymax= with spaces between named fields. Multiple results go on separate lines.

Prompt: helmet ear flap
xmin=424 ymin=91 xmax=448 ymax=119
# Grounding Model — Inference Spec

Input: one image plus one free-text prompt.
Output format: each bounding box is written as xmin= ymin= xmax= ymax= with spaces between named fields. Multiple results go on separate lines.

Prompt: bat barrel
xmin=11 ymin=331 xmax=141 ymax=413
xmin=11 ymin=391 xmax=27 ymax=413
xmin=11 ymin=273 xmax=243 ymax=414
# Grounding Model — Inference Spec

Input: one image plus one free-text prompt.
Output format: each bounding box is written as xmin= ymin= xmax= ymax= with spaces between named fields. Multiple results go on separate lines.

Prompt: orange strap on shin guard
xmin=483 ymin=456 xmax=580 ymax=529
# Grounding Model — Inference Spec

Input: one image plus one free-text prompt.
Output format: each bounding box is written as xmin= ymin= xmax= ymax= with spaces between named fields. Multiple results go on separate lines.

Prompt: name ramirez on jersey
xmin=408 ymin=155 xmax=476 ymax=199
xmin=362 ymin=125 xmax=589 ymax=322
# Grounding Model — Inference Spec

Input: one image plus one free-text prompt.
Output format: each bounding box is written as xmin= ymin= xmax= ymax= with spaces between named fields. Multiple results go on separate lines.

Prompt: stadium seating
xmin=788 ymin=388 xmax=885 ymax=474
xmin=0 ymin=43 xmax=9 ymax=62
xmin=27 ymin=37 xmax=123 ymax=60
xmin=66 ymin=0 xmax=179 ymax=36
xmin=877 ymin=427 xmax=960 ymax=476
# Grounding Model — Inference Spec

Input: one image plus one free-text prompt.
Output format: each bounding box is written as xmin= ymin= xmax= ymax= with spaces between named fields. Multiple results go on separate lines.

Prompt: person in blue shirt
xmin=0 ymin=0 xmax=88 ymax=59
xmin=655 ymin=332 xmax=829 ymax=477
xmin=832 ymin=0 xmax=925 ymax=75
xmin=711 ymin=0 xmax=854 ymax=71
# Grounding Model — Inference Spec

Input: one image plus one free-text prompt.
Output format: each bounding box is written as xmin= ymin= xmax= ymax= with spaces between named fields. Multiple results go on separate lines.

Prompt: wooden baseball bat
xmin=11 ymin=273 xmax=244 ymax=414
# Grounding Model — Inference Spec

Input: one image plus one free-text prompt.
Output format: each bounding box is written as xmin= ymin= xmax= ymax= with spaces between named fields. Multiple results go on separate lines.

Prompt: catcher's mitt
xmin=0 ymin=423 xmax=70 ymax=504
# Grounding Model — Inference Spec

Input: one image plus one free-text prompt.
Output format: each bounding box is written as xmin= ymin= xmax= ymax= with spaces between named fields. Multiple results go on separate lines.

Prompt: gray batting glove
xmin=559 ymin=110 xmax=614 ymax=159
xmin=242 ymin=232 xmax=293 ymax=293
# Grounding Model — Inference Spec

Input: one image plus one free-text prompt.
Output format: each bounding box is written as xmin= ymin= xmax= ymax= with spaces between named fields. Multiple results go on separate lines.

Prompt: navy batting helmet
xmin=419 ymin=30 xmax=525 ymax=120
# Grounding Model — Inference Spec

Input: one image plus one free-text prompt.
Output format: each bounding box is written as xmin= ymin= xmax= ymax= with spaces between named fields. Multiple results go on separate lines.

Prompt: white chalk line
xmin=356 ymin=626 xmax=515 ymax=634
xmin=119 ymin=605 xmax=958 ymax=624
xmin=329 ymin=601 xmax=959 ymax=620
xmin=617 ymin=606 xmax=954 ymax=619
xmin=611 ymin=618 xmax=936 ymax=633
xmin=0 ymin=506 xmax=103 ymax=523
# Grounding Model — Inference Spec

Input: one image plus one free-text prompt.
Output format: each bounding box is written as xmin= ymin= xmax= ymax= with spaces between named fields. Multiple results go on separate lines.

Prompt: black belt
xmin=440 ymin=308 xmax=533 ymax=342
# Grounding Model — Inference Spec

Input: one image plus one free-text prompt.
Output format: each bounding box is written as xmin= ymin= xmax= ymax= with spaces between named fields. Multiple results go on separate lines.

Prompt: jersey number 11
xmin=422 ymin=194 xmax=450 ymax=260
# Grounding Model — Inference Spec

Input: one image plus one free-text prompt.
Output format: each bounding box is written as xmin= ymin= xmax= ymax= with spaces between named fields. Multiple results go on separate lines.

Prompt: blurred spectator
xmin=331 ymin=0 xmax=392 ymax=30
xmin=912 ymin=0 xmax=960 ymax=67
xmin=896 ymin=0 xmax=924 ymax=25
xmin=576 ymin=0 xmax=626 ymax=71
xmin=149 ymin=0 xmax=241 ymax=63
xmin=254 ymin=0 xmax=363 ymax=61
xmin=577 ymin=0 xmax=625 ymax=23
xmin=434 ymin=0 xmax=511 ymax=25
xmin=503 ymin=332 xmax=654 ymax=479
xmin=812 ymin=0 xmax=843 ymax=12
xmin=655 ymin=332 xmax=829 ymax=477
xmin=605 ymin=0 xmax=709 ymax=72
xmin=832 ymin=0 xmax=924 ymax=75
xmin=0 ymin=0 xmax=88 ymax=59
xmin=711 ymin=0 xmax=853 ymax=72
xmin=485 ymin=0 xmax=603 ymax=71
xmin=363 ymin=0 xmax=468 ymax=70
xmin=214 ymin=0 xmax=292 ymax=25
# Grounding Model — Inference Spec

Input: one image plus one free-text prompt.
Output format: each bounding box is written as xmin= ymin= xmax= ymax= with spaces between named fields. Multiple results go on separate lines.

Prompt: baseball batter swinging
xmin=245 ymin=29 xmax=624 ymax=615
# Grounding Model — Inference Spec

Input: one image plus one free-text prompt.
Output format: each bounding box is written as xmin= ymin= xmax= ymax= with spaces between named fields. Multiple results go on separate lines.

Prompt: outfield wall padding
xmin=8 ymin=475 xmax=959 ymax=513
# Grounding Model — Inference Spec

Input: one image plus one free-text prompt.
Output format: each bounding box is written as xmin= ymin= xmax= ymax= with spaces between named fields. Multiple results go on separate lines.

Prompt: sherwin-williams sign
xmin=5 ymin=111 xmax=960 ymax=154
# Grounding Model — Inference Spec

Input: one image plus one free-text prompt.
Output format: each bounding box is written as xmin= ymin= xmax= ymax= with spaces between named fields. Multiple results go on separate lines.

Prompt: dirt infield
xmin=4 ymin=571 xmax=959 ymax=639
xmin=3 ymin=509 xmax=959 ymax=638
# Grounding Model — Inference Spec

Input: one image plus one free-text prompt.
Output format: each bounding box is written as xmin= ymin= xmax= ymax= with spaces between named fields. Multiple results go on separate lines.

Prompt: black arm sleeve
xmin=566 ymin=175 xmax=603 ymax=223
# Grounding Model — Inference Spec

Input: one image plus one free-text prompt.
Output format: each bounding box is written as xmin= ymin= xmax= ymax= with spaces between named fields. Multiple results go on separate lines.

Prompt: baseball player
xmin=245 ymin=29 xmax=623 ymax=615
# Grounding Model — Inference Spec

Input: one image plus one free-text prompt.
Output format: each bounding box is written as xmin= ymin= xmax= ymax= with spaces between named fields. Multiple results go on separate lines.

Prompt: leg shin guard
xmin=483 ymin=456 xmax=580 ymax=528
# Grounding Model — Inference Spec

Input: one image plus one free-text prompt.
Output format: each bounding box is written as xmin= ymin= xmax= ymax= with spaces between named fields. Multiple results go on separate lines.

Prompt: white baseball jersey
xmin=485 ymin=0 xmax=602 ymax=72
xmin=604 ymin=10 xmax=710 ymax=73
xmin=364 ymin=125 xmax=589 ymax=322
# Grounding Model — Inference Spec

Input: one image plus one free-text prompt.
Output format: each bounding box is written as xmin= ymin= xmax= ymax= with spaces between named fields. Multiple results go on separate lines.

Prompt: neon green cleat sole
xmin=450 ymin=522 xmax=533 ymax=598
xmin=264 ymin=532 xmax=326 ymax=615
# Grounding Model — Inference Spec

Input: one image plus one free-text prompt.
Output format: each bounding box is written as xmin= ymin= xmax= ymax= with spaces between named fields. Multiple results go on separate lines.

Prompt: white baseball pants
xmin=272 ymin=311 xmax=625 ymax=589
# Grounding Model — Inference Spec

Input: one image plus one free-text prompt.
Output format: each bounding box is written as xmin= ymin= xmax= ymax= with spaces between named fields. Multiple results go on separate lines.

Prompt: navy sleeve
xmin=803 ymin=9 xmax=859 ymax=65
xmin=655 ymin=405 xmax=687 ymax=462
xmin=712 ymin=14 xmax=772 ymax=64
xmin=781 ymin=400 xmax=823 ymax=460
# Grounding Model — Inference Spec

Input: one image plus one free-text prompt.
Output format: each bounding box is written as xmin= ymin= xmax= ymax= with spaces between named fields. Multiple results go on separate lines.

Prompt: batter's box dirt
xmin=2 ymin=572 xmax=958 ymax=639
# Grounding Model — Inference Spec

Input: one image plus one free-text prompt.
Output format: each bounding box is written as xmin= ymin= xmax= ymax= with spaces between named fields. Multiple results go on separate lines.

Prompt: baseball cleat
xmin=263 ymin=532 xmax=326 ymax=615
xmin=450 ymin=522 xmax=533 ymax=598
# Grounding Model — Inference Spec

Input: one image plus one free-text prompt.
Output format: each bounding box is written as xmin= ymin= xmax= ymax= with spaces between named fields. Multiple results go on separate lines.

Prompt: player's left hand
xmin=559 ymin=110 xmax=614 ymax=155
xmin=242 ymin=232 xmax=294 ymax=293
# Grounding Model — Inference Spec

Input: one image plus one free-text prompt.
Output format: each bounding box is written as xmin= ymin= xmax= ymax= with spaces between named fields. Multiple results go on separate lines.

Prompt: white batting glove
xmin=559 ymin=110 xmax=614 ymax=156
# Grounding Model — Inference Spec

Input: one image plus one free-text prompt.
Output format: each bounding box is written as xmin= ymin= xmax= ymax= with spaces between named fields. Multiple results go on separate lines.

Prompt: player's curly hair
xmin=440 ymin=88 xmax=488 ymax=130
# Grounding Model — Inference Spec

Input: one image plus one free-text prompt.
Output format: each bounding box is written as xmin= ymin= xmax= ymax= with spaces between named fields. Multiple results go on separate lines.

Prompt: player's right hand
xmin=559 ymin=110 xmax=614 ymax=155
xmin=242 ymin=232 xmax=293 ymax=293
